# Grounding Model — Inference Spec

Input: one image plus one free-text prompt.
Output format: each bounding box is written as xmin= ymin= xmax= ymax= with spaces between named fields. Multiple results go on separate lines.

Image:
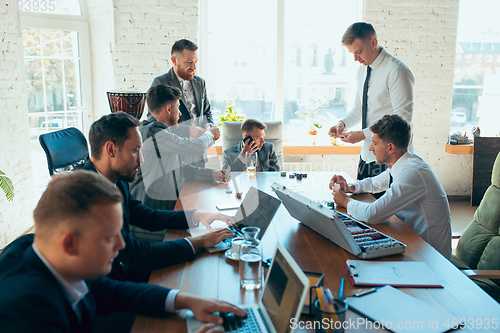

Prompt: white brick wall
xmin=0 ymin=3 xmax=35 ymax=249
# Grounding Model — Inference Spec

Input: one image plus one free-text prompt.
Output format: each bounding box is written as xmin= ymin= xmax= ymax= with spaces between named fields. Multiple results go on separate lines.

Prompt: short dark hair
xmin=89 ymin=112 xmax=140 ymax=159
xmin=370 ymin=115 xmax=411 ymax=149
xmin=147 ymin=84 xmax=182 ymax=114
xmin=34 ymin=170 xmax=123 ymax=239
xmin=171 ymin=39 xmax=198 ymax=56
xmin=241 ymin=119 xmax=267 ymax=134
xmin=341 ymin=22 xmax=377 ymax=46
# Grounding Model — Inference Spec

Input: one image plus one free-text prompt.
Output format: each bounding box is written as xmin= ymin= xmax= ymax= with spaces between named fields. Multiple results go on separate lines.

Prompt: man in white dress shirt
xmin=330 ymin=115 xmax=452 ymax=259
xmin=329 ymin=22 xmax=414 ymax=197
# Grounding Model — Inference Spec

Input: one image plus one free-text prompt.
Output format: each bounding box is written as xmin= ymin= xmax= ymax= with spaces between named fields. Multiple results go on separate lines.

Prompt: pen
xmin=338 ymin=277 xmax=344 ymax=300
xmin=354 ymin=288 xmax=377 ymax=297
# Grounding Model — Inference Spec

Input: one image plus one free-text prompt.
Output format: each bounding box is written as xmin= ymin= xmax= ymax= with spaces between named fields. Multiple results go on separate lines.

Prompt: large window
xmin=452 ymin=0 xmax=500 ymax=137
xmin=21 ymin=0 xmax=91 ymax=144
xmin=202 ymin=0 xmax=362 ymax=139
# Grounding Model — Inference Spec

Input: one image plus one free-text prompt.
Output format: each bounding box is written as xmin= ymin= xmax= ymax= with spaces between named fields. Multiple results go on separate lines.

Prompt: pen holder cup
xmin=302 ymin=271 xmax=324 ymax=316
xmin=313 ymin=299 xmax=348 ymax=333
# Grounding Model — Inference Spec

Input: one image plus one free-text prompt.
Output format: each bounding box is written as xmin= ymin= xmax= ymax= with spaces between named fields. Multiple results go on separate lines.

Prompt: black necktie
xmin=362 ymin=66 xmax=372 ymax=129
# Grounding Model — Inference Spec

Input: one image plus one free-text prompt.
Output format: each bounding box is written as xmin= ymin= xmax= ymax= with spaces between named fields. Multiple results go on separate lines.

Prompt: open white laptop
xmin=188 ymin=186 xmax=281 ymax=253
xmin=186 ymin=243 xmax=310 ymax=333
xmin=272 ymin=183 xmax=406 ymax=259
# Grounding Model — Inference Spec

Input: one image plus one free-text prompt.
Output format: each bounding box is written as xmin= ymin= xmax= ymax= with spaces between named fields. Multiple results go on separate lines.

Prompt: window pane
xmin=19 ymin=0 xmax=82 ymax=16
xmin=206 ymin=0 xmax=277 ymax=124
xmin=452 ymin=0 xmax=500 ymax=136
xmin=23 ymin=27 xmax=83 ymax=142
xmin=283 ymin=0 xmax=359 ymax=138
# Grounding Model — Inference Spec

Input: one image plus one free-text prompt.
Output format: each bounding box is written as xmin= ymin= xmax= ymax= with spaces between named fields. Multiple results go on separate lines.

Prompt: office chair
xmin=39 ymin=127 xmax=90 ymax=176
xmin=451 ymin=152 xmax=500 ymax=303
xmin=221 ymin=121 xmax=284 ymax=167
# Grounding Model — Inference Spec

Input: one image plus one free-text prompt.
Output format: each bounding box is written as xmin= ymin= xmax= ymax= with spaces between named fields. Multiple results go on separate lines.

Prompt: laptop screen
xmin=261 ymin=249 xmax=306 ymax=333
xmin=233 ymin=187 xmax=281 ymax=239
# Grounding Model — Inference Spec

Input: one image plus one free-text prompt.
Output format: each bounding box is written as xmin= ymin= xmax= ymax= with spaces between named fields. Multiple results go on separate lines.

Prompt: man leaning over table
xmin=222 ymin=119 xmax=280 ymax=172
xmin=330 ymin=115 xmax=452 ymax=259
xmin=131 ymin=84 xmax=229 ymax=213
xmin=151 ymin=39 xmax=213 ymax=168
xmin=0 ymin=171 xmax=245 ymax=333
xmin=329 ymin=22 xmax=414 ymax=198
xmin=84 ymin=112 xmax=235 ymax=284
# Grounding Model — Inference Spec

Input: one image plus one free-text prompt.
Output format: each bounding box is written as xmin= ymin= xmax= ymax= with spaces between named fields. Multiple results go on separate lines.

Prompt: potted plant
xmin=298 ymin=99 xmax=328 ymax=143
xmin=218 ymin=102 xmax=245 ymax=127
xmin=0 ymin=170 xmax=14 ymax=201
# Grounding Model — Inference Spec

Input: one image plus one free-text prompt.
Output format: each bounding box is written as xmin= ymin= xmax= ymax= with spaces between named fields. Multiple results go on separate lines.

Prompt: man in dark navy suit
xmin=0 ymin=171 xmax=245 ymax=332
xmin=84 ymin=112 xmax=235 ymax=284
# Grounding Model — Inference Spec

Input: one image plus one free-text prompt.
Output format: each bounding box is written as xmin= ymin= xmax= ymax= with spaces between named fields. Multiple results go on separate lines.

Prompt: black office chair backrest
xmin=39 ymin=127 xmax=90 ymax=175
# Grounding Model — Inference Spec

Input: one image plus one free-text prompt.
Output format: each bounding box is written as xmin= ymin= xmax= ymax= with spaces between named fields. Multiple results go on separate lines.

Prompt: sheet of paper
xmin=346 ymin=260 xmax=442 ymax=288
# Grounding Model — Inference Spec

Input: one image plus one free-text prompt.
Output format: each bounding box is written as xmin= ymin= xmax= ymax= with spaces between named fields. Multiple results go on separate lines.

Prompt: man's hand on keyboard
xmin=189 ymin=228 xmax=236 ymax=250
xmin=175 ymin=293 xmax=247 ymax=326
xmin=193 ymin=211 xmax=236 ymax=229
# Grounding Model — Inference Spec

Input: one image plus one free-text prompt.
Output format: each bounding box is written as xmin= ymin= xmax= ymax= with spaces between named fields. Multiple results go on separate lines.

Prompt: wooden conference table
xmin=131 ymin=172 xmax=500 ymax=333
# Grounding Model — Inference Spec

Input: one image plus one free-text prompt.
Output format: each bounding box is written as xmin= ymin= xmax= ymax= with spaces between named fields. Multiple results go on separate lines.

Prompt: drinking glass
xmin=245 ymin=152 xmax=257 ymax=177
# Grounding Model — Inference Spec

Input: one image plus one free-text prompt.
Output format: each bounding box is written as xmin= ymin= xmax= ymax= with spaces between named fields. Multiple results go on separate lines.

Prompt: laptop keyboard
xmin=220 ymin=308 xmax=263 ymax=333
xmin=222 ymin=226 xmax=245 ymax=247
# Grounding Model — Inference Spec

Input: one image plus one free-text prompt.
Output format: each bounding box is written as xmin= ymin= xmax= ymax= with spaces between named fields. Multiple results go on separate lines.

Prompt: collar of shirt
xmin=389 ymin=151 xmax=411 ymax=178
xmin=32 ymin=243 xmax=89 ymax=311
xmin=369 ymin=47 xmax=387 ymax=71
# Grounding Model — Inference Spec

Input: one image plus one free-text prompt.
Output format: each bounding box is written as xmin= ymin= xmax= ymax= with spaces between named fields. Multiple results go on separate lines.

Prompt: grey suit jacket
xmin=150 ymin=68 xmax=213 ymax=126
xmin=222 ymin=142 xmax=280 ymax=172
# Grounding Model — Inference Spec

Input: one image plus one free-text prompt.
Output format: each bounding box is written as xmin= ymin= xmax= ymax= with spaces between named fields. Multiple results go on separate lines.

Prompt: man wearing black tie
xmin=329 ymin=22 xmax=414 ymax=197
xmin=151 ymin=39 xmax=214 ymax=168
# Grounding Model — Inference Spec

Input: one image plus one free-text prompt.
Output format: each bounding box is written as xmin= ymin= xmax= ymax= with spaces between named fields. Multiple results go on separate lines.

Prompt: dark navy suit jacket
xmin=83 ymin=161 xmax=195 ymax=279
xmin=0 ymin=235 xmax=171 ymax=332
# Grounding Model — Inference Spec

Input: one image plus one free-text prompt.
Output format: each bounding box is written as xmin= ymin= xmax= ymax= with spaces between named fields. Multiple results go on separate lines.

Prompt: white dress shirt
xmin=177 ymin=75 xmax=198 ymax=126
xmin=346 ymin=152 xmax=452 ymax=259
xmin=342 ymin=47 xmax=415 ymax=163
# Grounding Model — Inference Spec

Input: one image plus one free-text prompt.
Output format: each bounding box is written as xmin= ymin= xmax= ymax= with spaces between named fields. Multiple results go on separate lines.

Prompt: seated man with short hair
xmin=0 ymin=171 xmax=245 ymax=333
xmin=130 ymin=84 xmax=229 ymax=212
xmin=222 ymin=119 xmax=280 ymax=172
xmin=330 ymin=115 xmax=452 ymax=259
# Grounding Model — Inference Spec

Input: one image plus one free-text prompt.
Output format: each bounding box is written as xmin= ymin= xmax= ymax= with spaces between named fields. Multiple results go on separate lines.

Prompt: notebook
xmin=188 ymin=186 xmax=281 ymax=253
xmin=272 ymin=183 xmax=406 ymax=259
xmin=185 ymin=243 xmax=310 ymax=333
xmin=346 ymin=285 xmax=464 ymax=332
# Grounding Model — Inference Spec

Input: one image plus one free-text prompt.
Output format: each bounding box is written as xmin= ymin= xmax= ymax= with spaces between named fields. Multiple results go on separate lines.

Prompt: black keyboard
xmin=220 ymin=308 xmax=263 ymax=333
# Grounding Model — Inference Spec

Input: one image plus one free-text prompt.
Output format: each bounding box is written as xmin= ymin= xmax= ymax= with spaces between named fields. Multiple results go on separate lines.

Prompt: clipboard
xmin=345 ymin=260 xmax=443 ymax=288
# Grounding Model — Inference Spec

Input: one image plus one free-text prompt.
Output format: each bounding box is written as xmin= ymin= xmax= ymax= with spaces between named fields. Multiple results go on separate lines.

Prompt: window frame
xmin=20 ymin=2 xmax=92 ymax=149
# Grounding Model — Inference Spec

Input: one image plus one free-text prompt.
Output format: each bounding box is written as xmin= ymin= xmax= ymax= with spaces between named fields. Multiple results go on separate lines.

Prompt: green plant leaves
xmin=0 ymin=170 xmax=14 ymax=202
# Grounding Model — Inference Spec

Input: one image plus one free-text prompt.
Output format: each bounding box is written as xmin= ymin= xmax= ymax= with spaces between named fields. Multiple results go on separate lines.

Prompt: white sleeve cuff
xmin=362 ymin=128 xmax=372 ymax=140
xmin=237 ymin=153 xmax=245 ymax=164
xmin=165 ymin=289 xmax=181 ymax=313
xmin=184 ymin=237 xmax=196 ymax=254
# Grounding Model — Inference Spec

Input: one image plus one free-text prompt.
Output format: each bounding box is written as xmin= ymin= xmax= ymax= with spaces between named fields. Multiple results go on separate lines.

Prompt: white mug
xmin=231 ymin=237 xmax=245 ymax=259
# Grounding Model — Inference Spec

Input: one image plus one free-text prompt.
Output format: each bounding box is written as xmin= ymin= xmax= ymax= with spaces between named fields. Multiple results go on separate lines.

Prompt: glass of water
xmin=239 ymin=226 xmax=262 ymax=290
xmin=245 ymin=152 xmax=257 ymax=177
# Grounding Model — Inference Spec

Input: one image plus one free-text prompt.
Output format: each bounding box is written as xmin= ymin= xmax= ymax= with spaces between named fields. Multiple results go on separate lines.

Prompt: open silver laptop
xmin=272 ymin=183 xmax=406 ymax=259
xmin=186 ymin=243 xmax=310 ymax=333
xmin=188 ymin=186 xmax=281 ymax=253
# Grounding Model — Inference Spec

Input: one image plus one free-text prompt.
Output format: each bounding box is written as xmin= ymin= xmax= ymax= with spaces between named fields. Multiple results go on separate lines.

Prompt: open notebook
xmin=186 ymin=243 xmax=310 ymax=333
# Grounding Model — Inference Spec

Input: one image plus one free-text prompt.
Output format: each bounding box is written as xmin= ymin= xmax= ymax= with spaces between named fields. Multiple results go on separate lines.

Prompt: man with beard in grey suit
xmin=151 ymin=39 xmax=214 ymax=168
